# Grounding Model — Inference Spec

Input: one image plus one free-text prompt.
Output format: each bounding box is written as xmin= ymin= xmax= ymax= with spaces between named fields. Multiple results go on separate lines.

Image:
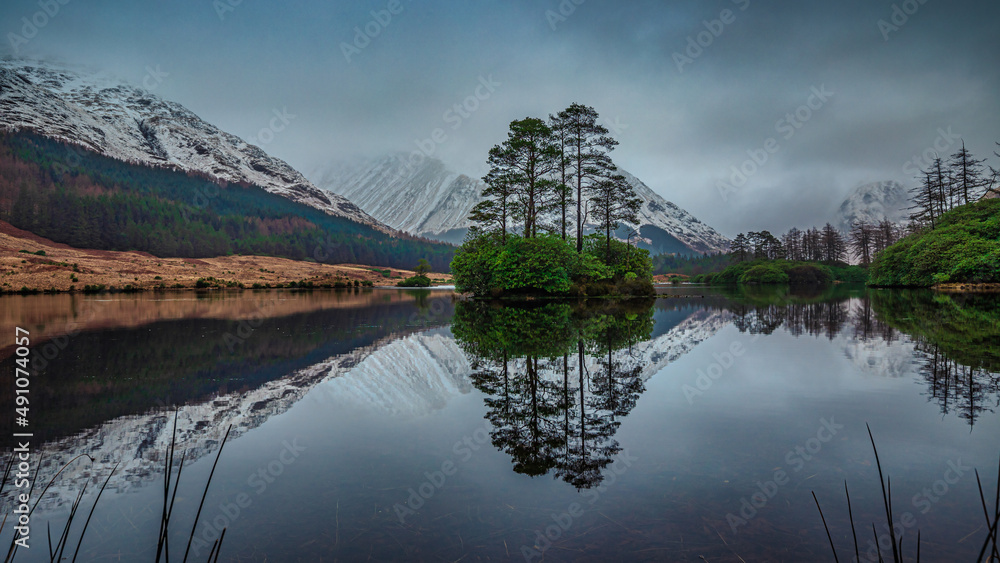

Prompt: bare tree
xmin=849 ymin=220 xmax=874 ymax=265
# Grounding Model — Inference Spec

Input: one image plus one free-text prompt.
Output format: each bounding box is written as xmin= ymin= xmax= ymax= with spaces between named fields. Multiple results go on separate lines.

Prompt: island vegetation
xmin=451 ymin=104 xmax=654 ymax=298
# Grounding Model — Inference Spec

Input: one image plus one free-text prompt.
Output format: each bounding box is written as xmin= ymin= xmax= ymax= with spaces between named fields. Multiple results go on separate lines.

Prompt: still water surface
xmin=0 ymin=286 xmax=998 ymax=562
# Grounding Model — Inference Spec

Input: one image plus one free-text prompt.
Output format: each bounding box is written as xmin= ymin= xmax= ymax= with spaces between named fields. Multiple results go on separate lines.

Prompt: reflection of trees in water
xmin=918 ymin=345 xmax=1000 ymax=427
xmin=713 ymin=286 xmax=1000 ymax=428
xmin=865 ymin=290 xmax=1000 ymax=428
xmin=721 ymin=287 xmax=855 ymax=338
xmin=455 ymin=301 xmax=653 ymax=489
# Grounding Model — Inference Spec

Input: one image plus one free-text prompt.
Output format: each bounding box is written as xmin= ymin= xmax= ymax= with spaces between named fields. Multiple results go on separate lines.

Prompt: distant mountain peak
xmin=836 ymin=180 xmax=910 ymax=231
xmin=0 ymin=59 xmax=386 ymax=230
xmin=311 ymin=154 xmax=730 ymax=254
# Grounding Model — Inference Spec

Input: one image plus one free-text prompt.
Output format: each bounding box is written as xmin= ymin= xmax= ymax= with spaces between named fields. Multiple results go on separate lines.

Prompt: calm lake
xmin=1 ymin=286 xmax=998 ymax=562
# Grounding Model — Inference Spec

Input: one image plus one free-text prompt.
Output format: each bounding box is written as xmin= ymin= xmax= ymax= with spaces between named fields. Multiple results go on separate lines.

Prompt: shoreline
xmin=0 ymin=220 xmax=451 ymax=294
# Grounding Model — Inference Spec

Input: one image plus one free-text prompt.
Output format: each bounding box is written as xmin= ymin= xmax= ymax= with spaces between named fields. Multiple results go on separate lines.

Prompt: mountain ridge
xmin=0 ymin=58 xmax=387 ymax=231
xmin=312 ymin=153 xmax=732 ymax=254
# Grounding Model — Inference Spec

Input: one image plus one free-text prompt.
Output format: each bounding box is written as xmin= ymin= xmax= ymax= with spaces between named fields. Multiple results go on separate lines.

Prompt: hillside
xmin=0 ymin=59 xmax=383 ymax=228
xmin=0 ymin=132 xmax=455 ymax=270
xmin=312 ymin=154 xmax=731 ymax=254
xmin=868 ymin=198 xmax=1000 ymax=287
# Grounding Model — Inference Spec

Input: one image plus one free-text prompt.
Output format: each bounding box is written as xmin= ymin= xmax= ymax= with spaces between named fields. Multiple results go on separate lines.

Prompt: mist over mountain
xmin=836 ymin=180 xmax=911 ymax=231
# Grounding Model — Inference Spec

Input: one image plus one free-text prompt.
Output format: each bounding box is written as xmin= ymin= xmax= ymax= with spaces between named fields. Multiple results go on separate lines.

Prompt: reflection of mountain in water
xmin=0 ymin=292 xmax=455 ymax=512
xmin=314 ymin=329 xmax=475 ymax=417
xmin=2 ymin=295 xmax=730 ymax=511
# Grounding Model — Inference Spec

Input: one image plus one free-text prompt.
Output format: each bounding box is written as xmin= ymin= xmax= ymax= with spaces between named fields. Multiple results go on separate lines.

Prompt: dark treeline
xmin=651 ymin=252 xmax=730 ymax=276
xmin=0 ymin=132 xmax=454 ymax=270
xmin=730 ymin=223 xmax=904 ymax=266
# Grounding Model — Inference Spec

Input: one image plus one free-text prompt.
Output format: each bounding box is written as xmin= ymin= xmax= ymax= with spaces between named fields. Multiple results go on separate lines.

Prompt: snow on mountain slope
xmin=836 ymin=181 xmax=910 ymax=231
xmin=0 ymin=59 xmax=385 ymax=229
xmin=311 ymin=154 xmax=480 ymax=242
xmin=311 ymin=154 xmax=730 ymax=253
xmin=620 ymin=170 xmax=731 ymax=254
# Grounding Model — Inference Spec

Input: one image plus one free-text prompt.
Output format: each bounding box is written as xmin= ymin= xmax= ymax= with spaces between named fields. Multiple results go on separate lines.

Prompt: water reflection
xmin=688 ymin=285 xmax=1000 ymax=428
xmin=869 ymin=290 xmax=1000 ymax=427
xmin=453 ymin=300 xmax=655 ymax=489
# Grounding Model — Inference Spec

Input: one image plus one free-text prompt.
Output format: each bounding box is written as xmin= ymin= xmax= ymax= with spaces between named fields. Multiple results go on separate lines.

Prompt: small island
xmin=451 ymin=104 xmax=654 ymax=298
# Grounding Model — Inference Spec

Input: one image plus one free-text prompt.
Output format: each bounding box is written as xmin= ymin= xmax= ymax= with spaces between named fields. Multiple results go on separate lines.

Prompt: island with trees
xmin=451 ymin=104 xmax=654 ymax=298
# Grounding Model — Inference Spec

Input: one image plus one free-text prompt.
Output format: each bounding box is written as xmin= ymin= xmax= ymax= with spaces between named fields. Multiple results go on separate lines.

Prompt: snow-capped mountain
xmin=619 ymin=169 xmax=731 ymax=255
xmin=0 ymin=59 xmax=385 ymax=229
xmin=311 ymin=154 xmax=731 ymax=254
xmin=311 ymin=154 xmax=480 ymax=243
xmin=836 ymin=181 xmax=910 ymax=231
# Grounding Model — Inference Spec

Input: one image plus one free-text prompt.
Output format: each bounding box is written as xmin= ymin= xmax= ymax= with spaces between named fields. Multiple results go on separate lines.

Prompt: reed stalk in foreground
xmin=812 ymin=423 xmax=1000 ymax=563
xmin=1 ymin=410 xmax=233 ymax=563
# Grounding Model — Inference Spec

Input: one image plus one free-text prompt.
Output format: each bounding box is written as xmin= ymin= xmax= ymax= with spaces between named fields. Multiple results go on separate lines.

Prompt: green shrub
xmin=738 ymin=264 xmax=789 ymax=284
xmin=397 ymin=275 xmax=432 ymax=287
xmin=869 ymin=199 xmax=1000 ymax=286
xmin=451 ymin=232 xmax=650 ymax=297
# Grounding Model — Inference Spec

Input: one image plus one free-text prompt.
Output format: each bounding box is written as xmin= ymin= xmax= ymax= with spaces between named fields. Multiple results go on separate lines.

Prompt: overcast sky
xmin=2 ymin=0 xmax=998 ymax=235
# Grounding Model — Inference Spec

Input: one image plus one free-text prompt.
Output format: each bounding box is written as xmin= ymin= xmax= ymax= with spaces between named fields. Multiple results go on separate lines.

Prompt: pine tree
xmin=480 ymin=118 xmax=560 ymax=239
xmin=909 ymin=167 xmax=940 ymax=229
xmin=587 ymin=173 xmax=642 ymax=258
xmin=469 ymin=169 xmax=517 ymax=243
xmin=548 ymin=112 xmax=574 ymax=240
xmin=731 ymin=233 xmax=749 ymax=262
xmin=849 ymin=220 xmax=874 ymax=265
xmin=821 ymin=223 xmax=845 ymax=262
xmin=781 ymin=228 xmax=802 ymax=261
xmin=556 ymin=103 xmax=618 ymax=252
